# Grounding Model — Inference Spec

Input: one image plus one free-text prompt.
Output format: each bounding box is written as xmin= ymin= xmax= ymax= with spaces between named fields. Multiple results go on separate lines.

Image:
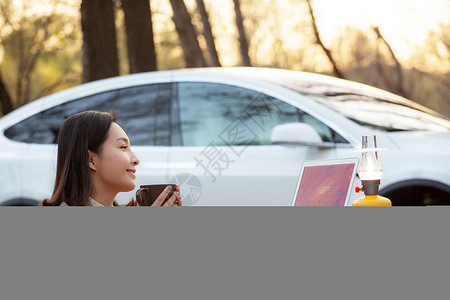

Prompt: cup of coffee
xmin=136 ymin=184 xmax=177 ymax=206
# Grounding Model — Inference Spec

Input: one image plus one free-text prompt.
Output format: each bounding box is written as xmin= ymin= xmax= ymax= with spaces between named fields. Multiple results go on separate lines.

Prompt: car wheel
xmin=1 ymin=199 xmax=39 ymax=206
xmin=383 ymin=186 xmax=450 ymax=206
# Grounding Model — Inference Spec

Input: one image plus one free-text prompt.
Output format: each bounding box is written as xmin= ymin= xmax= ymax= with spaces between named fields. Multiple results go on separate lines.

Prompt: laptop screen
xmin=292 ymin=158 xmax=359 ymax=206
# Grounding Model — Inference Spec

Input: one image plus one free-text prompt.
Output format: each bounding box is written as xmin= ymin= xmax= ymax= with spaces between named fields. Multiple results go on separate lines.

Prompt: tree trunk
xmin=80 ymin=0 xmax=119 ymax=83
xmin=0 ymin=72 xmax=14 ymax=116
xmin=195 ymin=0 xmax=221 ymax=67
xmin=373 ymin=26 xmax=409 ymax=98
xmin=169 ymin=0 xmax=206 ymax=68
xmin=232 ymin=0 xmax=251 ymax=66
xmin=306 ymin=0 xmax=345 ymax=79
xmin=121 ymin=0 xmax=157 ymax=73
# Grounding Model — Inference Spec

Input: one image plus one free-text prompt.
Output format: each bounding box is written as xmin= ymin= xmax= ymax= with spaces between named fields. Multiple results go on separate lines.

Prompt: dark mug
xmin=136 ymin=184 xmax=177 ymax=206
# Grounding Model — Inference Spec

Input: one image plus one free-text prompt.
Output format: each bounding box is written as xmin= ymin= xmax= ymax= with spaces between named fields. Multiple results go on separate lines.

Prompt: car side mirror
xmin=270 ymin=123 xmax=333 ymax=148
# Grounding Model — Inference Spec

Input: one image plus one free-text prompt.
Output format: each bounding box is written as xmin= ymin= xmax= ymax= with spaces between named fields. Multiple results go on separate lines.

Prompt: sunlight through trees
xmin=0 ymin=0 xmax=449 ymax=117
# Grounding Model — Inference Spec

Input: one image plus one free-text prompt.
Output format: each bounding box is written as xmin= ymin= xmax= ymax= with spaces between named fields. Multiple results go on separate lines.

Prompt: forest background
xmin=0 ymin=0 xmax=449 ymax=118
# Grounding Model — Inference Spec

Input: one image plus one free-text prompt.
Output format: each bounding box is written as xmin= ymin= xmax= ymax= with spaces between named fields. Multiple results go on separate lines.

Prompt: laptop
xmin=292 ymin=158 xmax=359 ymax=206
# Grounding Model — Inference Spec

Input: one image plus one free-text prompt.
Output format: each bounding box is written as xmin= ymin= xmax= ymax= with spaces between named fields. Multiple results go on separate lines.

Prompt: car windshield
xmin=256 ymin=71 xmax=450 ymax=132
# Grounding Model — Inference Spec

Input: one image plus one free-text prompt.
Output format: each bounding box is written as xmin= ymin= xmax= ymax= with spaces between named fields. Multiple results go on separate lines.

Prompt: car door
xmin=167 ymin=81 xmax=341 ymax=206
xmin=4 ymin=83 xmax=172 ymax=205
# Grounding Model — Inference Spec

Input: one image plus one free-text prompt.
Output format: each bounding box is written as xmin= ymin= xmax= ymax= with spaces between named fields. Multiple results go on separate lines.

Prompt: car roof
xmin=0 ymin=67 xmax=374 ymax=145
xmin=0 ymin=67 xmax=411 ymax=135
xmin=0 ymin=67 xmax=317 ymax=123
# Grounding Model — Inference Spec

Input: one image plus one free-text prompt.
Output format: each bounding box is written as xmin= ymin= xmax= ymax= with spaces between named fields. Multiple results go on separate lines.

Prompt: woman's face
xmin=90 ymin=122 xmax=140 ymax=193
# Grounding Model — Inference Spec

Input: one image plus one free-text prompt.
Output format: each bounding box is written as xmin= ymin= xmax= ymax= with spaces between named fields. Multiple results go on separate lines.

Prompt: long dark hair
xmin=39 ymin=111 xmax=137 ymax=206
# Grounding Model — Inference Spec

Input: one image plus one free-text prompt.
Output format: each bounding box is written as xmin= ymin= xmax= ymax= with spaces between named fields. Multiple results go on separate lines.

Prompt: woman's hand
xmin=151 ymin=185 xmax=182 ymax=206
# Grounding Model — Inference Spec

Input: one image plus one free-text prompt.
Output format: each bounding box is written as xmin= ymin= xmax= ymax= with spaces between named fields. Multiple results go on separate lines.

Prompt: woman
xmin=40 ymin=110 xmax=181 ymax=206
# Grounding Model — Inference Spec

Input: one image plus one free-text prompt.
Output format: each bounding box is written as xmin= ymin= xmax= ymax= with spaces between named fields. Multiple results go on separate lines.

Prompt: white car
xmin=1 ymin=68 xmax=449 ymax=206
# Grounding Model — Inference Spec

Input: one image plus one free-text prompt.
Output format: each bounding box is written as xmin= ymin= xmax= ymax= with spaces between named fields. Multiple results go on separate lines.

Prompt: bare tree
xmin=0 ymin=72 xmax=13 ymax=116
xmin=80 ymin=0 xmax=119 ymax=82
xmin=232 ymin=0 xmax=251 ymax=66
xmin=19 ymin=17 xmax=52 ymax=106
xmin=195 ymin=0 xmax=221 ymax=67
xmin=373 ymin=26 xmax=409 ymax=98
xmin=121 ymin=0 xmax=157 ymax=73
xmin=1 ymin=3 xmax=49 ymax=107
xmin=13 ymin=20 xmax=50 ymax=107
xmin=169 ymin=0 xmax=206 ymax=68
xmin=305 ymin=0 xmax=345 ymax=79
xmin=0 ymin=1 xmax=79 ymax=108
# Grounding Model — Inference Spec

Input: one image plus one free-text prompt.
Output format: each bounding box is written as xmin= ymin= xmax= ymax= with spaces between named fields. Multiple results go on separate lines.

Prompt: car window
xmin=175 ymin=82 xmax=344 ymax=146
xmin=5 ymin=84 xmax=172 ymax=146
xmin=308 ymin=92 xmax=450 ymax=132
xmin=267 ymin=74 xmax=450 ymax=132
